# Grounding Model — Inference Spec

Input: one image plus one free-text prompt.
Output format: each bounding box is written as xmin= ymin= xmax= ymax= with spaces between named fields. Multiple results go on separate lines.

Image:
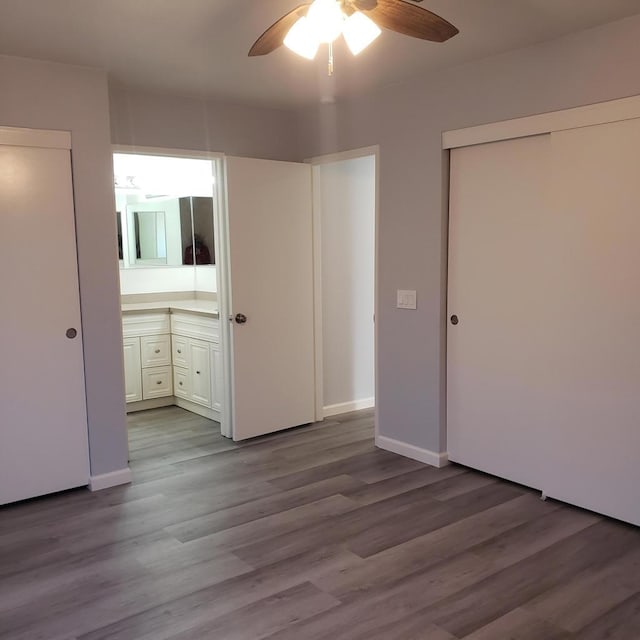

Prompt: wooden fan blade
xmin=360 ymin=0 xmax=458 ymax=43
xmin=352 ymin=0 xmax=378 ymax=9
xmin=248 ymin=4 xmax=311 ymax=56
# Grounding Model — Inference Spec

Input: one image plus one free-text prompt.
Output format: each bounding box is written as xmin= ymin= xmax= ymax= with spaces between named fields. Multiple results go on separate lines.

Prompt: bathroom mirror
xmin=113 ymin=153 xmax=215 ymax=270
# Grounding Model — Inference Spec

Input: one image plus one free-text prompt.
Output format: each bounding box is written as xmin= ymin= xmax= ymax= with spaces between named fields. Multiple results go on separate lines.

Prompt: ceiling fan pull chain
xmin=328 ymin=42 xmax=334 ymax=76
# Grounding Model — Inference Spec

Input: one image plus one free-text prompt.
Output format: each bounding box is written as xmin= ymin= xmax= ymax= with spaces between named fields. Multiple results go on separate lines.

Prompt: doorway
xmin=310 ymin=148 xmax=378 ymax=422
xmin=113 ymin=150 xmax=224 ymax=446
xmin=113 ymin=149 xmax=321 ymax=446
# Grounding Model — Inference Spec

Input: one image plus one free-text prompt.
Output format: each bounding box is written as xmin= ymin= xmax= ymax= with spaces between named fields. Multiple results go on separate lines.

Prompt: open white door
xmin=224 ymin=157 xmax=315 ymax=440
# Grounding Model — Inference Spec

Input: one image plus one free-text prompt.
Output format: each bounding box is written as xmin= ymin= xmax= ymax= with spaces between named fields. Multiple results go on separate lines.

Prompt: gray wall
xmin=296 ymin=14 xmax=640 ymax=454
xmin=109 ymin=85 xmax=299 ymax=161
xmin=0 ymin=55 xmax=128 ymax=476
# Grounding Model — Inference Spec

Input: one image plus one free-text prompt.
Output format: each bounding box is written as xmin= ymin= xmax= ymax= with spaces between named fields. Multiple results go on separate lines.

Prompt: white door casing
xmin=224 ymin=157 xmax=315 ymax=440
xmin=0 ymin=129 xmax=90 ymax=505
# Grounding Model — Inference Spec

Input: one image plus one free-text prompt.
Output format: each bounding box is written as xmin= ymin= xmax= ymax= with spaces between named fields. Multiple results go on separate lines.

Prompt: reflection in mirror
xmin=116 ymin=211 xmax=123 ymax=261
xmin=181 ymin=197 xmax=215 ymax=265
xmin=126 ymin=200 xmax=188 ymax=266
xmin=134 ymin=210 xmax=167 ymax=264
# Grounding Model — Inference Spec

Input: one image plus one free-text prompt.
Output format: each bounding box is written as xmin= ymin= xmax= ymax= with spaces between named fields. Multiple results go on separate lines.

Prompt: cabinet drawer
xmin=142 ymin=366 xmax=173 ymax=399
xmin=173 ymin=367 xmax=189 ymax=399
xmin=141 ymin=335 xmax=171 ymax=368
xmin=171 ymin=312 xmax=219 ymax=342
xmin=172 ymin=335 xmax=189 ymax=369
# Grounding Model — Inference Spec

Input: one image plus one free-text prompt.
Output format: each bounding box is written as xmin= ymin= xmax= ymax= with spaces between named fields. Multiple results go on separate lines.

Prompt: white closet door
xmin=0 ymin=134 xmax=90 ymax=505
xmin=541 ymin=119 xmax=640 ymax=525
xmin=448 ymin=134 xmax=554 ymax=491
xmin=448 ymin=123 xmax=640 ymax=526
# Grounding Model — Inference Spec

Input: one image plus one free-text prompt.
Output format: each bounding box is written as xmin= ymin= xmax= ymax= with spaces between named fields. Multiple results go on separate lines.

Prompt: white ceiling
xmin=1 ymin=0 xmax=639 ymax=108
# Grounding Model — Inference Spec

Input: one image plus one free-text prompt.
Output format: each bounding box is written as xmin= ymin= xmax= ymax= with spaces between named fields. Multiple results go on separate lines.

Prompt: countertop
xmin=121 ymin=299 xmax=219 ymax=318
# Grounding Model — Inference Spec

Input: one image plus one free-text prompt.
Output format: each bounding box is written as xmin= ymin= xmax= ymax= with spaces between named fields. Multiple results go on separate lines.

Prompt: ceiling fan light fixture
xmin=343 ymin=11 xmax=381 ymax=55
xmin=306 ymin=0 xmax=345 ymax=44
xmin=283 ymin=16 xmax=320 ymax=60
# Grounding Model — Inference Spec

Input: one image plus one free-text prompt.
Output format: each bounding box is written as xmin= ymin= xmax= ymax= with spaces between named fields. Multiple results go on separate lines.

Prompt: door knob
xmin=450 ymin=315 xmax=459 ymax=326
xmin=235 ymin=313 xmax=247 ymax=324
xmin=66 ymin=328 xmax=78 ymax=339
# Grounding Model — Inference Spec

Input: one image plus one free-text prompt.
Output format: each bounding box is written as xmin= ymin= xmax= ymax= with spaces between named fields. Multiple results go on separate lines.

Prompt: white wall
xmin=195 ymin=265 xmax=217 ymax=293
xmin=296 ymin=14 xmax=640 ymax=456
xmin=0 ymin=55 xmax=128 ymax=477
xmin=316 ymin=156 xmax=375 ymax=413
xmin=119 ymin=265 xmax=217 ymax=295
xmin=119 ymin=266 xmax=195 ymax=295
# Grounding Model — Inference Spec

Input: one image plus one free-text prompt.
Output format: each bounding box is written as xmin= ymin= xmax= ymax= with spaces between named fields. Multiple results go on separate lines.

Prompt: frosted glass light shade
xmin=284 ymin=17 xmax=320 ymax=60
xmin=343 ymin=12 xmax=381 ymax=55
xmin=306 ymin=0 xmax=344 ymax=43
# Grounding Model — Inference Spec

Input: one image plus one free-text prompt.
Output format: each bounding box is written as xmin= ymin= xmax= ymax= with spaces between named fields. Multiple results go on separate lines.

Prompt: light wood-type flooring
xmin=1 ymin=407 xmax=639 ymax=639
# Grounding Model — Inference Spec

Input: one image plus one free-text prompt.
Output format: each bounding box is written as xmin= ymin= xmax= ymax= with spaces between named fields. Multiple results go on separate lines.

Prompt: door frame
xmin=111 ymin=145 xmax=232 ymax=436
xmin=306 ymin=145 xmax=380 ymax=436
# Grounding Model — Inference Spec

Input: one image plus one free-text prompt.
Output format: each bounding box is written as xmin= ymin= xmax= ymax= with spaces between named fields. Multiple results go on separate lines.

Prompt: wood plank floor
xmin=1 ymin=406 xmax=639 ymax=639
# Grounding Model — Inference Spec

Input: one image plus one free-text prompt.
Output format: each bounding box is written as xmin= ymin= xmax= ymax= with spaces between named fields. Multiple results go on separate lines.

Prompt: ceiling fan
xmin=248 ymin=0 xmax=459 ymax=66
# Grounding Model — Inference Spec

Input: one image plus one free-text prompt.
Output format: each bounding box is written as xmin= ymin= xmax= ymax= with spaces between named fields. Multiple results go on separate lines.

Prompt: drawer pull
xmin=155 ymin=349 xmax=161 ymax=354
xmin=196 ymin=371 xmax=201 ymax=375
xmin=156 ymin=380 xmax=162 ymax=385
xmin=177 ymin=349 xmax=182 ymax=354
xmin=179 ymin=381 xmax=183 ymax=386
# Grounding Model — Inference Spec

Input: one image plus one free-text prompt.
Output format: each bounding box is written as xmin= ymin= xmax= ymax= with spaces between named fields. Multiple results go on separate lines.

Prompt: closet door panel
xmin=0 ymin=141 xmax=89 ymax=504
xmin=542 ymin=119 xmax=640 ymax=525
xmin=447 ymin=135 xmax=554 ymax=490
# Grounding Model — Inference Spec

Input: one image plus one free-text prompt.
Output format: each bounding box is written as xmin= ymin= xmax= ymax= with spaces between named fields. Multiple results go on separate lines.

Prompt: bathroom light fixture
xmin=283 ymin=0 xmax=381 ymax=74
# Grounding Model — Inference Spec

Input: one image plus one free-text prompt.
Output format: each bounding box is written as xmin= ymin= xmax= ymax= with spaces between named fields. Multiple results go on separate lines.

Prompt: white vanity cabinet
xmin=171 ymin=312 xmax=221 ymax=420
xmin=121 ymin=308 xmax=221 ymax=421
xmin=122 ymin=313 xmax=173 ymax=404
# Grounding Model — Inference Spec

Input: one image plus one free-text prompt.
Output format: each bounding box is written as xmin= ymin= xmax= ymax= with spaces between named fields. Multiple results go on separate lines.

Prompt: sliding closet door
xmin=0 ymin=129 xmax=90 ymax=505
xmin=447 ymin=134 xmax=554 ymax=490
xmin=448 ymin=121 xmax=640 ymax=526
xmin=541 ymin=119 xmax=640 ymax=525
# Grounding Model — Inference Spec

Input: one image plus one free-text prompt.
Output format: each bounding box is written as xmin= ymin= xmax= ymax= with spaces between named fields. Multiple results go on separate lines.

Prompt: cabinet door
xmin=122 ymin=337 xmax=142 ymax=403
xmin=173 ymin=367 xmax=189 ymax=399
xmin=141 ymin=335 xmax=171 ymax=368
xmin=189 ymin=339 xmax=212 ymax=407
xmin=211 ymin=341 xmax=223 ymax=413
xmin=172 ymin=335 xmax=189 ymax=369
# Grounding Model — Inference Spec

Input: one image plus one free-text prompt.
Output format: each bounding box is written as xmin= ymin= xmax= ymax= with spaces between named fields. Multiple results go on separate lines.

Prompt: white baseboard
xmin=376 ymin=435 xmax=449 ymax=468
xmin=89 ymin=468 xmax=133 ymax=492
xmin=175 ymin=397 xmax=220 ymax=422
xmin=323 ymin=397 xmax=375 ymax=418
